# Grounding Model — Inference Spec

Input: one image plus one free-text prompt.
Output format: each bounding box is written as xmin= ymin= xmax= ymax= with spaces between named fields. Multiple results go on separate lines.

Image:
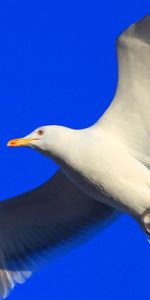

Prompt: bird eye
xmin=38 ymin=129 xmax=44 ymax=136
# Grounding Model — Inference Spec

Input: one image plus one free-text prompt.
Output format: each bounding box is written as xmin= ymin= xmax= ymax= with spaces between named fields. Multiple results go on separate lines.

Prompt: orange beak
xmin=7 ymin=138 xmax=39 ymax=147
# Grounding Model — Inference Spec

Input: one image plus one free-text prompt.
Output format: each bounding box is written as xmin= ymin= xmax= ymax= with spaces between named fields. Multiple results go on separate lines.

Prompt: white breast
xmin=56 ymin=128 xmax=150 ymax=217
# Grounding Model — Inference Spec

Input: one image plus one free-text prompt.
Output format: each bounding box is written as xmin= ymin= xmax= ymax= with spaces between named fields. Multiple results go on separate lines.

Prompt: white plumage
xmin=1 ymin=12 xmax=150 ymax=299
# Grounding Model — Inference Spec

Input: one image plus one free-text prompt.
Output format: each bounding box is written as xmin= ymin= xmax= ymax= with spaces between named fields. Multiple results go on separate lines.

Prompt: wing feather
xmin=0 ymin=171 xmax=117 ymax=298
xmin=96 ymin=13 xmax=150 ymax=166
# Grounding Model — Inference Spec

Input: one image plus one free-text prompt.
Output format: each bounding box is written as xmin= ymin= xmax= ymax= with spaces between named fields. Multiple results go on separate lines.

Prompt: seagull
xmin=0 ymin=12 xmax=149 ymax=299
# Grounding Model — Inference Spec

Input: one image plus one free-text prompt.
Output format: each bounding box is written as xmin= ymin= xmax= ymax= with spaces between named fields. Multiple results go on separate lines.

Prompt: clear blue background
xmin=1 ymin=0 xmax=150 ymax=299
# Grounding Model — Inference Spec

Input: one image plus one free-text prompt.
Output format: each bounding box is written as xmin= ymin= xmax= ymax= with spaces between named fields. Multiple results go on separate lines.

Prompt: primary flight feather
xmin=2 ymin=12 xmax=150 ymax=299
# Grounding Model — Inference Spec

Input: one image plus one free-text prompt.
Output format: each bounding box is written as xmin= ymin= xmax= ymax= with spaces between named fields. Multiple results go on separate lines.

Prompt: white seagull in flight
xmin=0 ymin=12 xmax=149 ymax=299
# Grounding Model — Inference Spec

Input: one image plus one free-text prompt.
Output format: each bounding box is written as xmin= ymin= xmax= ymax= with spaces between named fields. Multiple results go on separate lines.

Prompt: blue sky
xmin=1 ymin=0 xmax=150 ymax=299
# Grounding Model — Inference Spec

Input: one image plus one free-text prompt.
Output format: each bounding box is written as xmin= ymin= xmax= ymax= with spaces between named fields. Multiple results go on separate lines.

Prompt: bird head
xmin=7 ymin=126 xmax=53 ymax=152
xmin=7 ymin=125 xmax=73 ymax=161
xmin=7 ymin=124 xmax=78 ymax=175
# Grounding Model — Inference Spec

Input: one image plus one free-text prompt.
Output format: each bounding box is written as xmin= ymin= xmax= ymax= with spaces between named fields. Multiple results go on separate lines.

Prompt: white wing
xmin=96 ymin=13 xmax=150 ymax=166
xmin=0 ymin=171 xmax=117 ymax=299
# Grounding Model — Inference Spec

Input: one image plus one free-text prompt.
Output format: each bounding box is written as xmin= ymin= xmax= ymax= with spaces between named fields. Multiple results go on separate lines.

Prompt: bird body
xmin=2 ymin=11 xmax=150 ymax=300
xmin=26 ymin=125 xmax=150 ymax=218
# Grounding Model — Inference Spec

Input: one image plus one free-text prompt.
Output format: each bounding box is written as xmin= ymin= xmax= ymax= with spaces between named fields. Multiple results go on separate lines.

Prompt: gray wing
xmin=0 ymin=170 xmax=117 ymax=299
xmin=96 ymin=13 xmax=150 ymax=167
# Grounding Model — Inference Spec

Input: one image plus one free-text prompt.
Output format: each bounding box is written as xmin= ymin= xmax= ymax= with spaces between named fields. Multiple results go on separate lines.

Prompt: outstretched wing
xmin=96 ymin=13 xmax=150 ymax=166
xmin=0 ymin=170 xmax=117 ymax=299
